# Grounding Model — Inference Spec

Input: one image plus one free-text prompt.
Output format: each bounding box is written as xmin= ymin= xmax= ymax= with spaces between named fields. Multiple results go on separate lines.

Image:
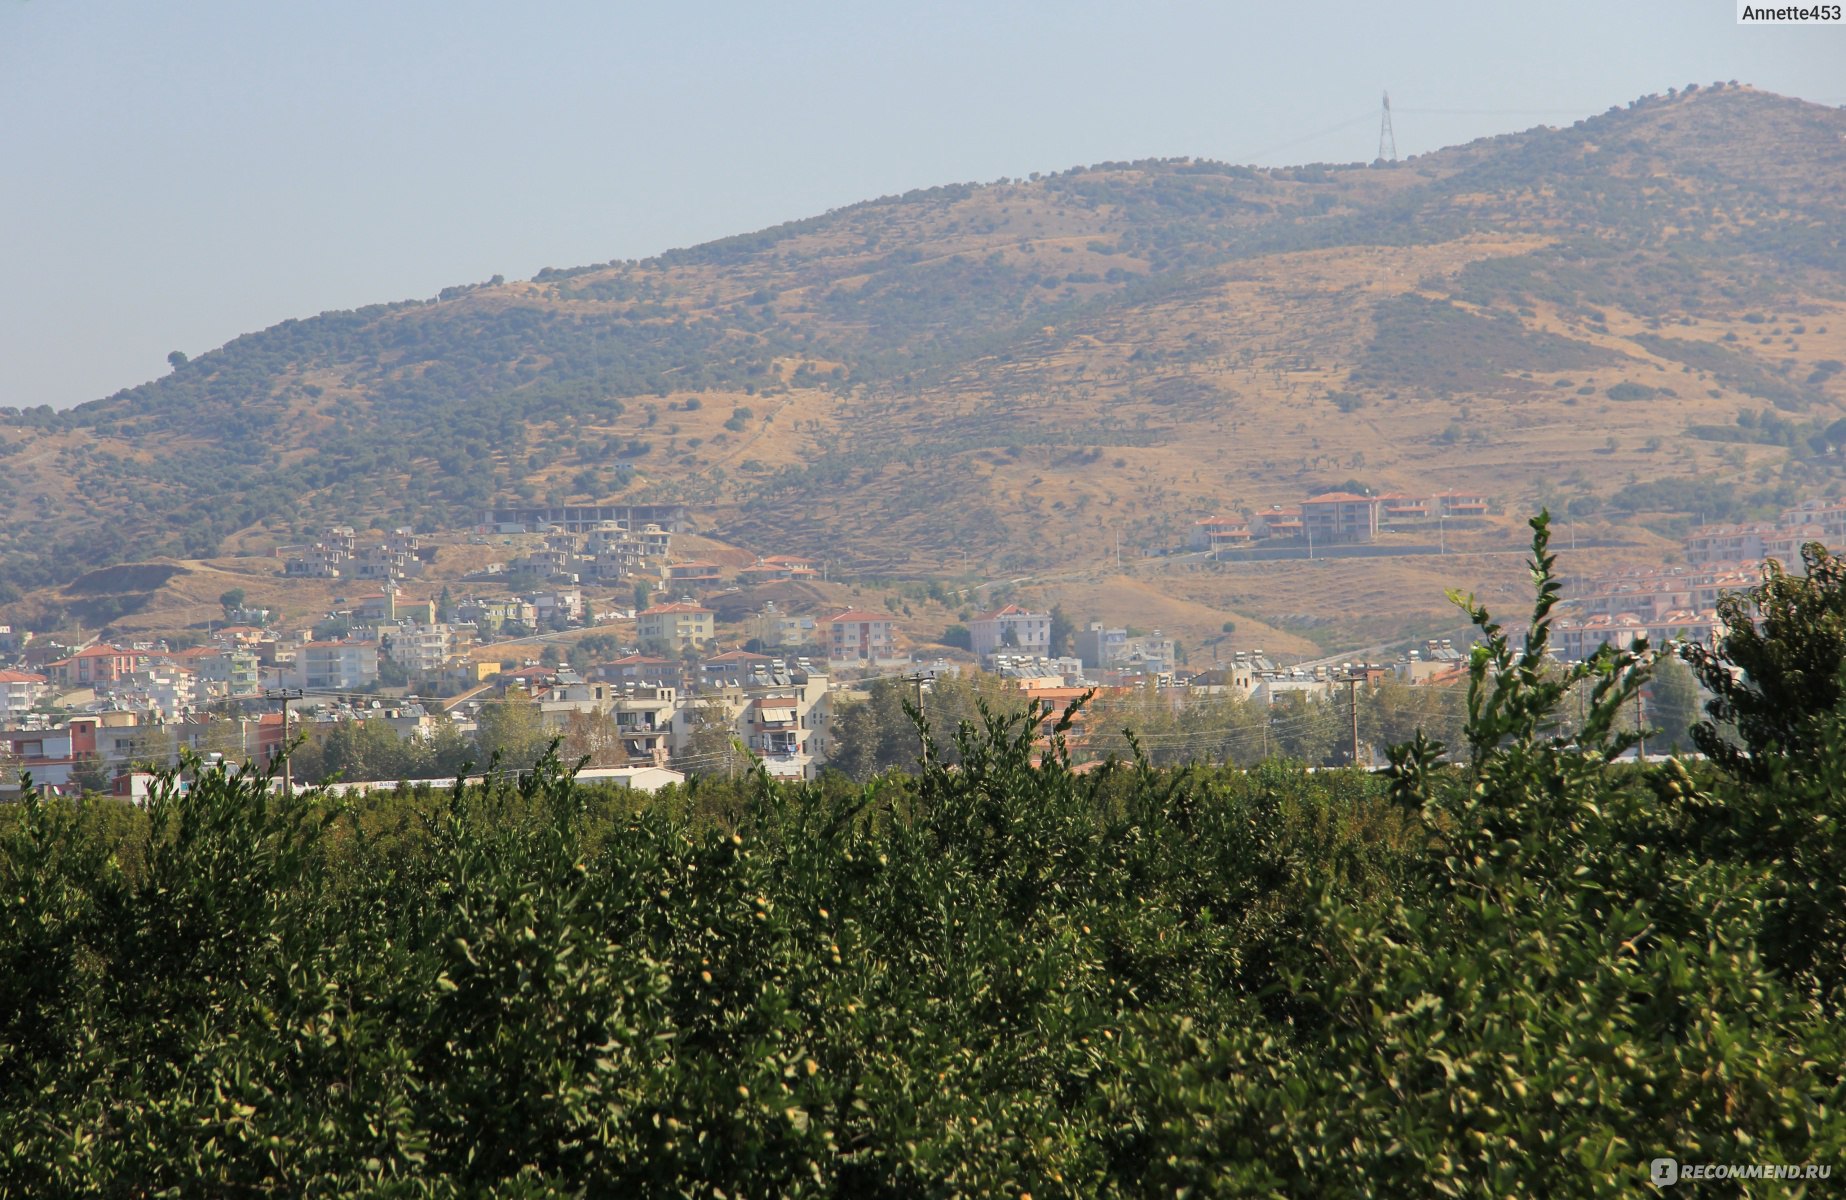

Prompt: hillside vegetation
xmin=4 ymin=85 xmax=1843 ymax=614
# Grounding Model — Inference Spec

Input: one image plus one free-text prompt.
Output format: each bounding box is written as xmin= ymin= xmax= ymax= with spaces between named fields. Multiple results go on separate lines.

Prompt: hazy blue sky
xmin=2 ymin=1 xmax=1839 ymax=409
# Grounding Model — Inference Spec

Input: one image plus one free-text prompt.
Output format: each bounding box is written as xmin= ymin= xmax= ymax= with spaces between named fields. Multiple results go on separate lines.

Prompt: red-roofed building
xmin=699 ymin=649 xmax=774 ymax=687
xmin=1256 ymin=505 xmax=1304 ymax=541
xmin=1377 ymin=493 xmax=1431 ymax=523
xmin=591 ymin=654 xmax=682 ymax=689
xmin=45 ymin=645 xmax=149 ymax=687
xmin=637 ymin=602 xmax=715 ymax=651
xmin=1684 ymin=522 xmax=1774 ymax=566
xmin=970 ymin=605 xmax=1049 ymax=660
xmin=665 ymin=561 xmax=724 ymax=586
xmin=0 ymin=669 xmax=47 ymax=719
xmin=823 ymin=610 xmax=899 ymax=664
xmin=1301 ymin=492 xmax=1380 ymax=545
xmin=497 ymin=665 xmax=560 ymax=689
xmin=1189 ymin=516 xmax=1254 ymax=554
xmin=1435 ymin=491 xmax=1491 ymax=519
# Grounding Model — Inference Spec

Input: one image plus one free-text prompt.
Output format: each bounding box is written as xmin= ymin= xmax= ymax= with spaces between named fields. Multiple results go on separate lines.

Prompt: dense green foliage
xmin=3 ymin=516 xmax=1843 ymax=1194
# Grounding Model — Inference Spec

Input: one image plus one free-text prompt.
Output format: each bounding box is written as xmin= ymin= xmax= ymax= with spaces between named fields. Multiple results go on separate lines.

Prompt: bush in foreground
xmin=1 ymin=516 xmax=1842 ymax=1196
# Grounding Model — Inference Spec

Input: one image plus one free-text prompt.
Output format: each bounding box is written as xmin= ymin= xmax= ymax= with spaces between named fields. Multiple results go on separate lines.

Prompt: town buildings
xmin=970 ymin=605 xmax=1051 ymax=661
xmin=294 ymin=642 xmax=381 ymax=691
xmin=823 ymin=610 xmax=900 ymax=666
xmin=636 ymin=601 xmax=716 ymax=652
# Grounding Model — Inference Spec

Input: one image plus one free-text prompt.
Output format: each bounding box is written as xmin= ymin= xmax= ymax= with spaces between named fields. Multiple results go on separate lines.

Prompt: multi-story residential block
xmin=1565 ymin=565 xmax=1758 ymax=622
xmin=117 ymin=665 xmax=198 ymax=721
xmin=1763 ymin=524 xmax=1828 ymax=566
xmin=1552 ymin=611 xmax=1723 ymax=661
xmin=1255 ymin=505 xmax=1304 ymax=541
xmin=456 ymin=597 xmax=537 ymax=635
xmin=1074 ymin=622 xmax=1127 ymax=670
xmin=45 ymin=645 xmax=150 ymax=688
xmin=512 ymin=545 xmax=577 ymax=578
xmin=225 ymin=650 xmax=261 ymax=696
xmin=0 ymin=670 xmax=47 ymax=721
xmin=970 ymin=605 xmax=1048 ymax=661
xmin=382 ymin=623 xmax=472 ymax=674
xmin=532 ymin=589 xmax=584 ymax=626
xmin=1119 ymin=632 xmax=1178 ymax=674
xmin=609 ymin=685 xmax=678 ymax=766
xmin=752 ymin=603 xmax=817 ymax=649
xmin=350 ymin=546 xmax=424 ymax=580
xmin=682 ymin=668 xmax=831 ymax=781
xmin=1300 ymin=492 xmax=1381 ymax=545
xmin=699 ymin=650 xmax=776 ymax=690
xmin=636 ymin=601 xmax=715 ymax=651
xmin=1683 ymin=522 xmax=1774 ymax=566
xmin=823 ymin=610 xmax=900 ymax=665
xmin=293 ymin=642 xmax=380 ymax=691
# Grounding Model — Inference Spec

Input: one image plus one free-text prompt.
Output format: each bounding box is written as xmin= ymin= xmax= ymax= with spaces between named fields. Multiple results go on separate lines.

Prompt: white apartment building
xmin=382 ymin=623 xmax=473 ymax=674
xmin=971 ymin=605 xmax=1051 ymax=661
xmin=0 ymin=670 xmax=47 ymax=721
xmin=293 ymin=642 xmax=380 ymax=691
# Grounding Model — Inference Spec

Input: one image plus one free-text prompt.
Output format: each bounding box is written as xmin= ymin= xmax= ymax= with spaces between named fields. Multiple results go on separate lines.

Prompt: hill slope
xmin=4 ymin=84 xmax=1843 ymax=610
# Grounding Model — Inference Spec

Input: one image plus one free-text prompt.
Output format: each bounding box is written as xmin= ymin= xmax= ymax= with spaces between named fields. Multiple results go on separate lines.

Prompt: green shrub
xmin=2 ymin=516 xmax=1841 ymax=1194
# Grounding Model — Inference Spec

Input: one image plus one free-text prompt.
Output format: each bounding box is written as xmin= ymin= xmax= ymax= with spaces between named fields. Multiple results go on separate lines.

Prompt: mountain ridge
xmin=3 ymin=84 xmax=1843 ymax=629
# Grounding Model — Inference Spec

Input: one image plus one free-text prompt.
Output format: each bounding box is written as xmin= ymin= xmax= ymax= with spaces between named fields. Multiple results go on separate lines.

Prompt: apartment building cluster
xmin=1682 ymin=497 xmax=1846 ymax=567
xmin=7 ymin=635 xmax=267 ymax=725
xmin=663 ymin=555 xmax=822 ymax=590
xmin=632 ymin=597 xmax=903 ymax=671
xmin=482 ymin=654 xmax=836 ymax=782
xmin=1552 ymin=498 xmax=1846 ymax=661
xmin=1192 ymin=489 xmax=1492 ymax=552
xmin=282 ymin=525 xmax=427 ymax=581
xmin=1073 ymin=621 xmax=1180 ymax=678
xmin=504 ymin=522 xmax=673 ymax=585
xmin=1552 ymin=560 xmax=1749 ymax=661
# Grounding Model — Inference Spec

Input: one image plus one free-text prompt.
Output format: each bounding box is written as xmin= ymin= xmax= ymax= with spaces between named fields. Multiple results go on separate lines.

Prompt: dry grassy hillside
xmin=3 ymin=84 xmax=1843 ymax=649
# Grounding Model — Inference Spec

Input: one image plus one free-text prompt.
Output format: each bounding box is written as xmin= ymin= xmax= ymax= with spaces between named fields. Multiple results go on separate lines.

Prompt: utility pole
xmin=905 ymin=672 xmax=928 ymax=758
xmin=1346 ymin=673 xmax=1362 ymax=768
xmin=265 ymin=687 xmax=303 ymax=797
xmin=1635 ymin=683 xmax=1647 ymax=761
